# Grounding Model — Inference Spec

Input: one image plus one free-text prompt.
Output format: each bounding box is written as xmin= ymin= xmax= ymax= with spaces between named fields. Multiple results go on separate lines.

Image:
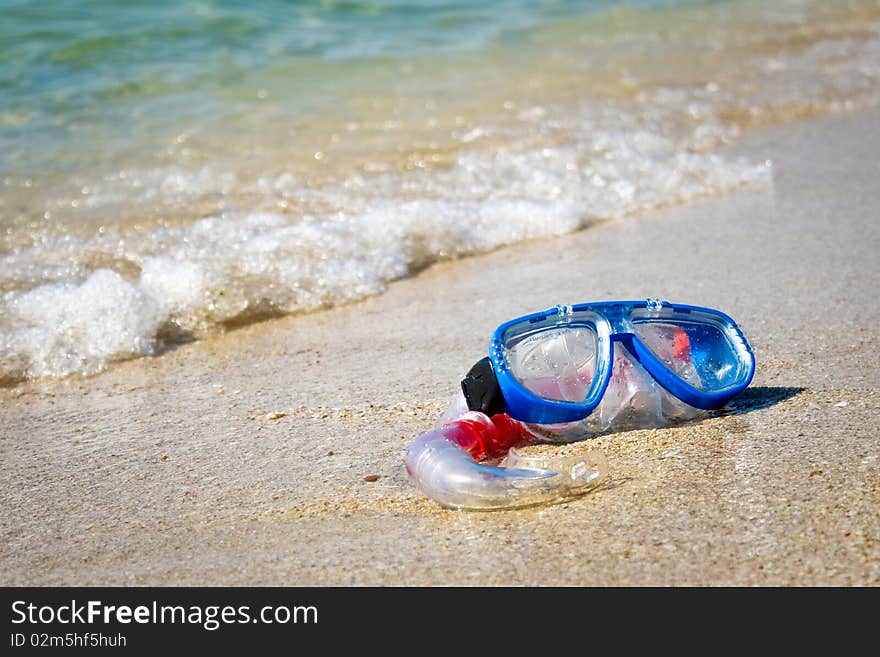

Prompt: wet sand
xmin=1 ymin=109 xmax=878 ymax=586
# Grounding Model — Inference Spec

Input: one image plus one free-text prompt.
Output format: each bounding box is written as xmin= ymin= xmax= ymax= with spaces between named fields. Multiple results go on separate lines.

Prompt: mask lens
xmin=632 ymin=320 xmax=744 ymax=391
xmin=505 ymin=326 xmax=598 ymax=402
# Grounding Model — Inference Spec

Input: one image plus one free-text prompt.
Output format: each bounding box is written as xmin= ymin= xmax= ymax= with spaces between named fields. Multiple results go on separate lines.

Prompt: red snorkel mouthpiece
xmin=441 ymin=412 xmax=527 ymax=461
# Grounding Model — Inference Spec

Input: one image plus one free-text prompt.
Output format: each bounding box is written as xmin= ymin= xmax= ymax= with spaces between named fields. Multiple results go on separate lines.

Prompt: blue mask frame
xmin=489 ymin=300 xmax=756 ymax=425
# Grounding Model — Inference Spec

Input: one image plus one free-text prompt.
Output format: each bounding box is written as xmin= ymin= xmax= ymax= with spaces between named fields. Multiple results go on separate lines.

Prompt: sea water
xmin=2 ymin=0 xmax=879 ymax=382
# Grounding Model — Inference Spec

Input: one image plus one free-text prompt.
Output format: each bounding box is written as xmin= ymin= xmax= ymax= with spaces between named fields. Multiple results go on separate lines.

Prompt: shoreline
xmin=5 ymin=1 xmax=880 ymax=385
xmin=2 ymin=108 xmax=878 ymax=585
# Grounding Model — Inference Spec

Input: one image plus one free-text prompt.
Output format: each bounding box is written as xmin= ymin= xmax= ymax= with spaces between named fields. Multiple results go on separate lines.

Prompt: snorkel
xmin=405 ymin=300 xmax=755 ymax=510
xmin=404 ymin=342 xmax=689 ymax=510
xmin=404 ymin=409 xmax=607 ymax=511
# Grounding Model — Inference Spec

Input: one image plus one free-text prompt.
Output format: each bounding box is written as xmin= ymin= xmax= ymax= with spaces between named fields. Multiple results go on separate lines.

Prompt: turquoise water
xmin=1 ymin=0 xmax=879 ymax=382
xmin=1 ymin=0 xmax=690 ymax=175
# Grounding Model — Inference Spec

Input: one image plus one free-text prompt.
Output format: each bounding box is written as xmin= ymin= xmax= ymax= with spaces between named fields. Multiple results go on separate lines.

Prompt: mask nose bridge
xmin=606 ymin=310 xmax=636 ymax=341
xmin=605 ymin=313 xmax=638 ymax=367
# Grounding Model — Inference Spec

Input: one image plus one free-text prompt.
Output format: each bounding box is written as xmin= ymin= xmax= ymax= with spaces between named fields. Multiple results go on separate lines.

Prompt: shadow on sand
xmin=718 ymin=386 xmax=806 ymax=416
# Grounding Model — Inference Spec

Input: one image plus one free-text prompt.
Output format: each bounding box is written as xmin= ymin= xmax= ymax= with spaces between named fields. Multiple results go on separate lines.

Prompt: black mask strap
xmin=460 ymin=357 xmax=506 ymax=416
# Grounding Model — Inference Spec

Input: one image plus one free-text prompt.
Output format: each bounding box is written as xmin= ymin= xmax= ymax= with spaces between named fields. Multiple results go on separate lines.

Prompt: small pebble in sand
xmin=266 ymin=412 xmax=286 ymax=421
xmin=363 ymin=475 xmax=380 ymax=482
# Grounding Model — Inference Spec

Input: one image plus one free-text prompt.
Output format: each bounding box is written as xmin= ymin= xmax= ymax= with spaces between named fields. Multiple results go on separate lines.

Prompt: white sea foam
xmin=1 ymin=269 xmax=160 ymax=381
xmin=0 ymin=112 xmax=770 ymax=382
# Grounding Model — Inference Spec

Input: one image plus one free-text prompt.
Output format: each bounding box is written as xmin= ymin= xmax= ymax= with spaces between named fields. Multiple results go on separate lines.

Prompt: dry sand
xmin=1 ymin=109 xmax=878 ymax=586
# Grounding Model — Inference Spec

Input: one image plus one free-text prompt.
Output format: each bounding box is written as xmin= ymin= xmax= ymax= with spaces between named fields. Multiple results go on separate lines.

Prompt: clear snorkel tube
xmin=404 ymin=407 xmax=609 ymax=511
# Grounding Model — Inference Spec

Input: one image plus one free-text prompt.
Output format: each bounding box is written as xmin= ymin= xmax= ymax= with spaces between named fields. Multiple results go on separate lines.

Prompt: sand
xmin=1 ymin=109 xmax=878 ymax=586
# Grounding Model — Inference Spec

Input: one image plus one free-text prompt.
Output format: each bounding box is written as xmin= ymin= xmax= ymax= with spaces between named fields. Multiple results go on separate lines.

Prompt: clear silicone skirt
xmin=405 ymin=341 xmax=706 ymax=510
